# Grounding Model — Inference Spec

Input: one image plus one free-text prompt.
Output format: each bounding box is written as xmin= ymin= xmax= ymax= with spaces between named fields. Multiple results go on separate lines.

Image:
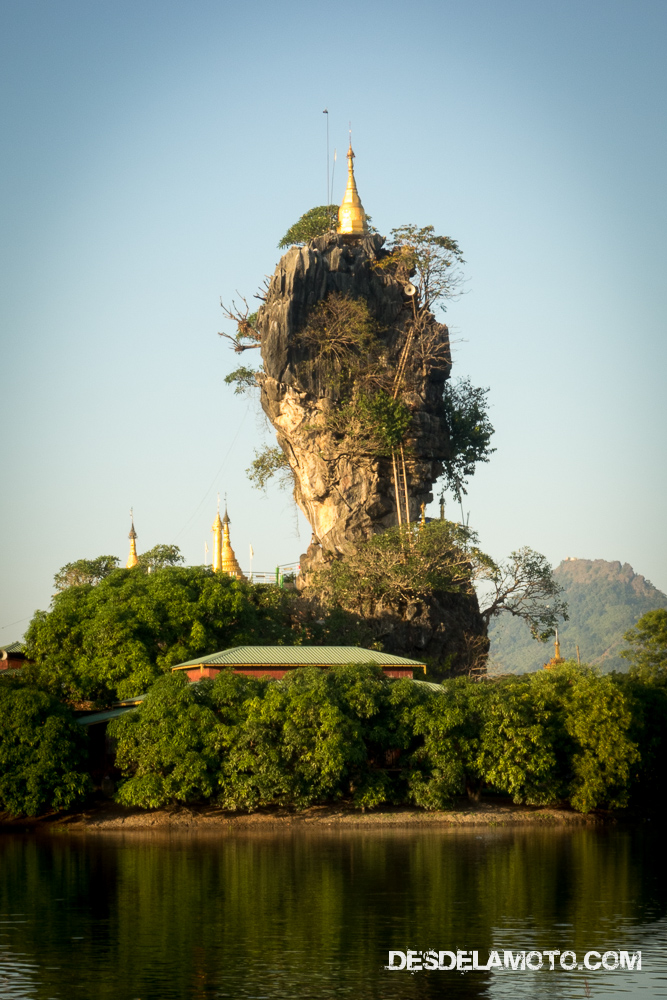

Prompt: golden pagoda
xmin=212 ymin=499 xmax=245 ymax=580
xmin=126 ymin=510 xmax=139 ymax=568
xmin=337 ymin=139 xmax=368 ymax=236
xmin=544 ymin=629 xmax=565 ymax=669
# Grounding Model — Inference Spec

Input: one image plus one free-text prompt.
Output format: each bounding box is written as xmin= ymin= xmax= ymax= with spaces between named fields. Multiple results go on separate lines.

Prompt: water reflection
xmin=0 ymin=826 xmax=664 ymax=999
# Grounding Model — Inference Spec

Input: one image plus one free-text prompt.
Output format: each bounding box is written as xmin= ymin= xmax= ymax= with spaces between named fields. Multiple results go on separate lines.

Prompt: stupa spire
xmin=220 ymin=500 xmax=245 ymax=580
xmin=211 ymin=496 xmax=245 ymax=580
xmin=126 ymin=509 xmax=139 ymax=568
xmin=211 ymin=493 xmax=223 ymax=573
xmin=337 ymin=132 xmax=368 ymax=236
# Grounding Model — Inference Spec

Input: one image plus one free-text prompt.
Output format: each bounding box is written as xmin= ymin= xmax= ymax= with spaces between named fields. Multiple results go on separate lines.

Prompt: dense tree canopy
xmin=24 ymin=564 xmax=307 ymax=704
xmin=107 ymin=662 xmax=642 ymax=815
xmin=0 ymin=679 xmax=90 ymax=816
xmin=622 ymin=609 xmax=667 ymax=676
xmin=53 ymin=555 xmax=120 ymax=592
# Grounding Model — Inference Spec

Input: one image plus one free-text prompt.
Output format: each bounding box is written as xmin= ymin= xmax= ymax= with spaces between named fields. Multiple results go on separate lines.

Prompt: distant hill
xmin=488 ymin=558 xmax=667 ymax=674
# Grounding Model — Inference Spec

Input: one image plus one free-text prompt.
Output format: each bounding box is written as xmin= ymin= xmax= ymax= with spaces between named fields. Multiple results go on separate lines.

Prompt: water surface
xmin=0 ymin=825 xmax=665 ymax=998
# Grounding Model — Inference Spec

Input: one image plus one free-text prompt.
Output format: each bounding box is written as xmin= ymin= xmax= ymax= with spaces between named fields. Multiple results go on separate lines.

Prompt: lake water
xmin=0 ymin=824 xmax=665 ymax=999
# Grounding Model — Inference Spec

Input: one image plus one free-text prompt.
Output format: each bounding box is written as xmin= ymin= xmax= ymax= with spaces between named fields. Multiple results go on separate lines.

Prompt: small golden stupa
xmin=337 ymin=138 xmax=368 ymax=236
xmin=211 ymin=498 xmax=245 ymax=580
xmin=544 ymin=629 xmax=565 ymax=669
xmin=126 ymin=510 xmax=139 ymax=568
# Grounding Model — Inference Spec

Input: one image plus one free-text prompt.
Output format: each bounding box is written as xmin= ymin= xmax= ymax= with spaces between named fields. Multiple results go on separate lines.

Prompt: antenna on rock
xmin=323 ymin=109 xmax=329 ymax=210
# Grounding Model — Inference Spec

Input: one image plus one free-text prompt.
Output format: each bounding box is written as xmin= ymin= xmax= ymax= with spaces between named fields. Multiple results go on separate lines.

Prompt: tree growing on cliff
xmin=278 ymin=205 xmax=339 ymax=248
xmin=377 ymin=224 xmax=466 ymax=312
xmin=478 ymin=547 xmax=568 ymax=642
xmin=247 ymin=446 xmax=293 ymax=492
xmin=438 ymin=378 xmax=495 ymax=500
xmin=312 ymin=521 xmax=493 ymax=619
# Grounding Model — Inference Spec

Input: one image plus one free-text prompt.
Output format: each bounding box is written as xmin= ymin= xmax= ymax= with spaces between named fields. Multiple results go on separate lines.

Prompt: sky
xmin=1 ymin=0 xmax=666 ymax=640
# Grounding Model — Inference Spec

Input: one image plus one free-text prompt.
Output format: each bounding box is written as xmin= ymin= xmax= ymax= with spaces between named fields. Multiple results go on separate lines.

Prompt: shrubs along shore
xmin=2 ymin=658 xmax=666 ymax=821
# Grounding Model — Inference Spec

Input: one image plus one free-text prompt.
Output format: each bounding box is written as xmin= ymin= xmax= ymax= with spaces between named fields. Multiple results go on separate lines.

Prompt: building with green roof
xmin=0 ymin=640 xmax=28 ymax=671
xmin=171 ymin=646 xmax=426 ymax=681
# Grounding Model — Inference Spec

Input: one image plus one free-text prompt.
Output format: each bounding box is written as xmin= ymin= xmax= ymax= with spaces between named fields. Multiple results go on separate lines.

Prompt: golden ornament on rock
xmin=337 ymin=141 xmax=368 ymax=236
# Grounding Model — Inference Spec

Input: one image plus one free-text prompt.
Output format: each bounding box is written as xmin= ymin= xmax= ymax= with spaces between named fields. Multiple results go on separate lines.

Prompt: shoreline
xmin=0 ymin=799 xmax=612 ymax=833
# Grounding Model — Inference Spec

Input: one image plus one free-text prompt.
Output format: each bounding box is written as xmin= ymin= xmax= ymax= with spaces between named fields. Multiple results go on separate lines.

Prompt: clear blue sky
xmin=1 ymin=0 xmax=666 ymax=638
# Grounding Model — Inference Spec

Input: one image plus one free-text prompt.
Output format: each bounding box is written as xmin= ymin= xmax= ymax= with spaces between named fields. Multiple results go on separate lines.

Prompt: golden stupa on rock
xmin=544 ymin=629 xmax=565 ymax=669
xmin=337 ymin=138 xmax=368 ymax=236
xmin=126 ymin=510 xmax=139 ymax=568
xmin=211 ymin=498 xmax=245 ymax=580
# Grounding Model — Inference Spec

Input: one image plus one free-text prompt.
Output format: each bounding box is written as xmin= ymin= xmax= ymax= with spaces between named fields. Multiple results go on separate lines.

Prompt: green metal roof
xmin=172 ymin=645 xmax=426 ymax=670
xmin=1 ymin=641 xmax=24 ymax=656
xmin=113 ymin=694 xmax=147 ymax=707
xmin=410 ymin=678 xmax=445 ymax=693
xmin=77 ymin=705 xmax=139 ymax=726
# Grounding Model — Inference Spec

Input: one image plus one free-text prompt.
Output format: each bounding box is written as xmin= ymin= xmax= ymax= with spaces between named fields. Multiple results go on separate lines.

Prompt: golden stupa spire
xmin=211 ymin=495 xmax=245 ymax=580
xmin=544 ymin=627 xmax=565 ymax=669
xmin=126 ymin=508 xmax=139 ymax=568
xmin=337 ymin=132 xmax=368 ymax=236
xmin=211 ymin=493 xmax=223 ymax=573
xmin=221 ymin=500 xmax=245 ymax=580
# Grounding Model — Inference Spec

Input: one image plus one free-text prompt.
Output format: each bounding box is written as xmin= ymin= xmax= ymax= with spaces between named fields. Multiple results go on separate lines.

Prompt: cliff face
xmin=257 ymin=233 xmax=452 ymax=575
xmin=255 ymin=232 xmax=487 ymax=673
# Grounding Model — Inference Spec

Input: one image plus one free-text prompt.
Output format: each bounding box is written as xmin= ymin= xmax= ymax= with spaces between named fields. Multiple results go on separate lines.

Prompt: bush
xmin=0 ymin=680 xmax=91 ymax=817
xmin=56 ymin=664 xmax=655 ymax=817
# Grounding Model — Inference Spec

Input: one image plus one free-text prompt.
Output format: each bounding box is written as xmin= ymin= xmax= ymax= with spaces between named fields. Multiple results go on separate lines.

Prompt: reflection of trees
xmin=0 ymin=829 xmax=663 ymax=999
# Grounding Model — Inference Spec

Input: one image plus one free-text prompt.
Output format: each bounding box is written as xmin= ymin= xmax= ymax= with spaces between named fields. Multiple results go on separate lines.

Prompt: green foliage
xmin=111 ymin=665 xmax=407 ymax=811
xmin=136 ymin=544 xmax=184 ymax=572
xmin=0 ymin=680 xmax=91 ymax=816
xmin=312 ymin=520 xmax=493 ymax=620
xmin=295 ymin=292 xmax=385 ymax=395
xmin=328 ymin=390 xmax=412 ymax=456
xmin=224 ymin=365 xmax=260 ymax=395
xmin=479 ymin=547 xmax=568 ymax=642
xmin=621 ymin=609 xmax=667 ymax=676
xmin=489 ymin=558 xmax=667 ymax=674
xmin=278 ymin=205 xmax=339 ymax=248
xmin=294 ymin=293 xmax=413 ymax=454
xmin=246 ymin=445 xmax=293 ymax=492
xmin=399 ymin=664 xmax=638 ymax=813
xmin=110 ymin=673 xmax=229 ymax=809
xmin=439 ymin=378 xmax=495 ymax=498
xmin=379 ymin=224 xmax=465 ymax=311
xmin=23 ymin=566 xmax=306 ymax=704
xmin=108 ymin=662 xmax=644 ymax=815
xmin=614 ymin=668 xmax=667 ymax=810
xmin=53 ymin=555 xmax=119 ymax=592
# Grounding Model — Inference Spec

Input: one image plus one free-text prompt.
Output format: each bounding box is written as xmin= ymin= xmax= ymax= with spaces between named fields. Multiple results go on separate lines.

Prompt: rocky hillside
xmin=489 ymin=558 xmax=667 ymax=673
xmin=252 ymin=231 xmax=486 ymax=672
xmin=257 ymin=232 xmax=452 ymax=575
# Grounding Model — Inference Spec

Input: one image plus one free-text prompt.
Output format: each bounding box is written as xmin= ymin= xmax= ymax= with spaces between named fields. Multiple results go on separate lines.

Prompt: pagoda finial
xmin=126 ymin=508 xmax=139 ymax=568
xmin=212 ymin=498 xmax=223 ymax=572
xmin=337 ymin=130 xmax=368 ymax=236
